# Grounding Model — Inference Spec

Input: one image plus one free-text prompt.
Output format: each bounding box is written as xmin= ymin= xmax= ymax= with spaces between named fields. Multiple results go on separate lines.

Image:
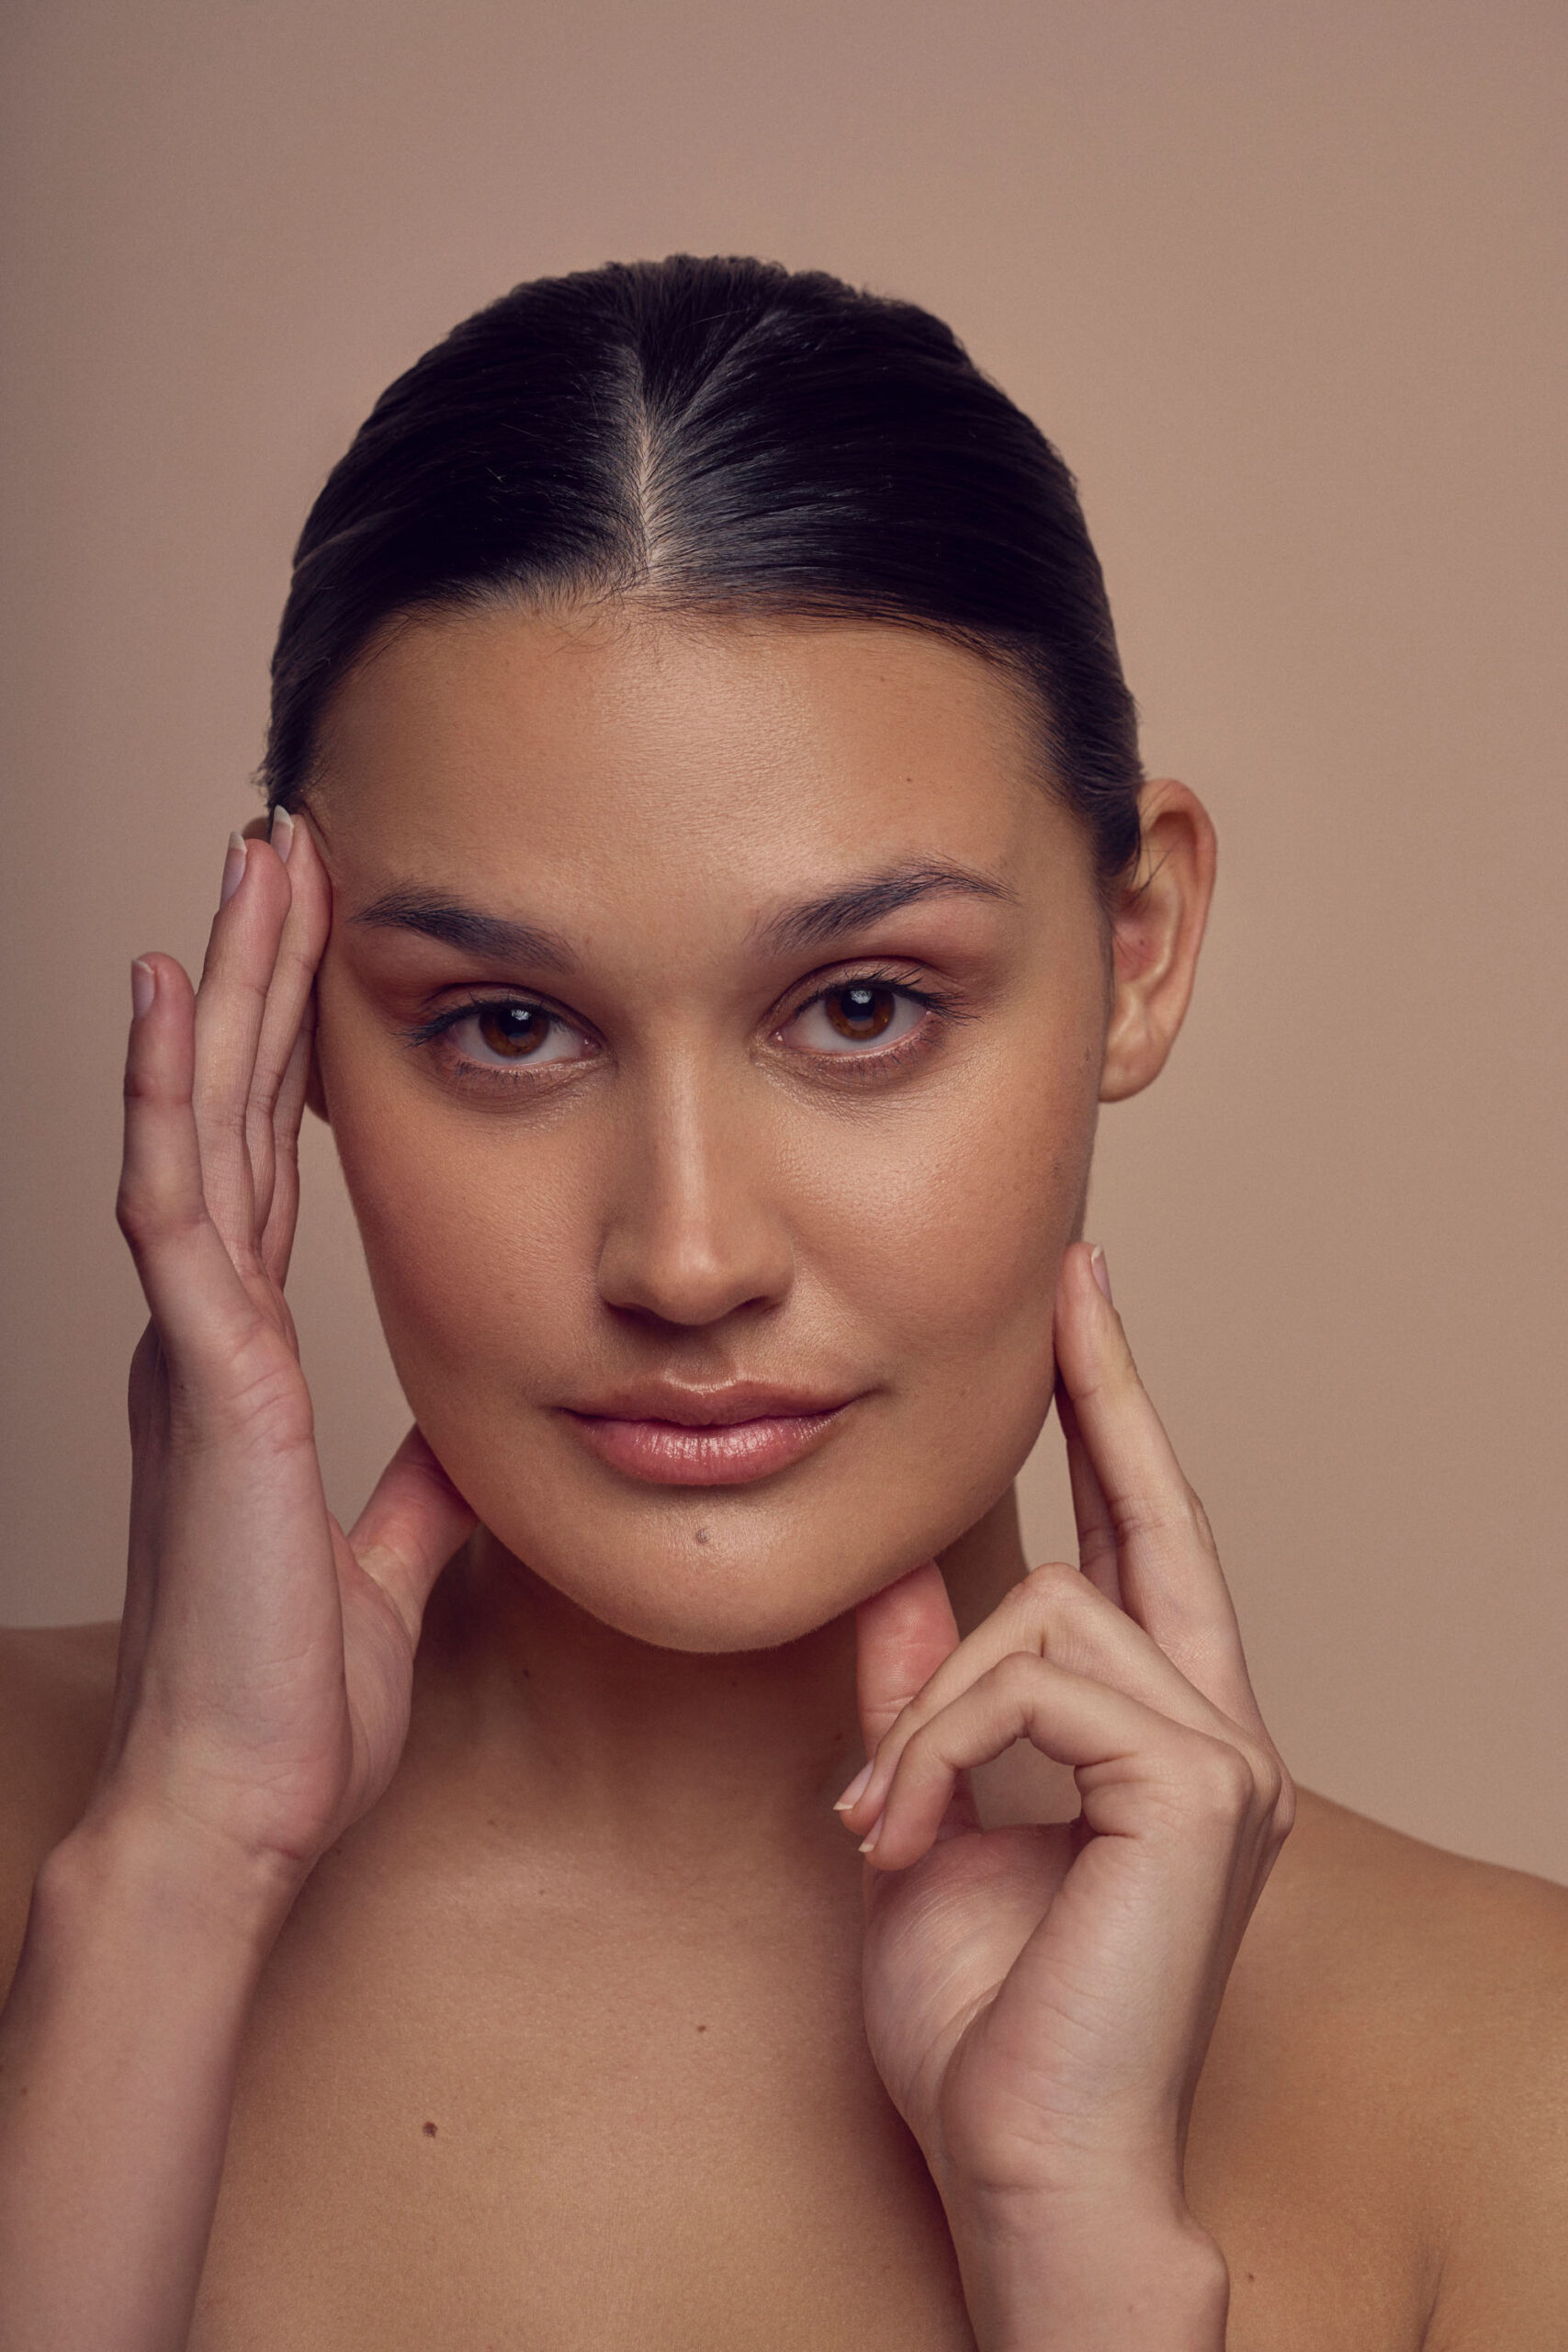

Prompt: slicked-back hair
xmin=264 ymin=255 xmax=1144 ymax=886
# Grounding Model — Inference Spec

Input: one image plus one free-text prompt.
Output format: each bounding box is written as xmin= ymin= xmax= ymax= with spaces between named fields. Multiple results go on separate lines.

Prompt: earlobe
xmin=1099 ymin=779 xmax=1216 ymax=1103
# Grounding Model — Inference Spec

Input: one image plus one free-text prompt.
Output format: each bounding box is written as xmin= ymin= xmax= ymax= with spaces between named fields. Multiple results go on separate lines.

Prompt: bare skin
xmin=0 ymin=608 xmax=1564 ymax=2347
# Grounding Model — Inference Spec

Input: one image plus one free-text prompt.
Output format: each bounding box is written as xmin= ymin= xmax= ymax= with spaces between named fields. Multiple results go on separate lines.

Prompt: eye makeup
xmin=400 ymin=959 xmax=973 ymax=1097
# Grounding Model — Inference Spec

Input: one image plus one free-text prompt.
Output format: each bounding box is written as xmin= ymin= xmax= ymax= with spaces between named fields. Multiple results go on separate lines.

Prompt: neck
xmin=410 ymin=1490 xmax=1030 ymax=1855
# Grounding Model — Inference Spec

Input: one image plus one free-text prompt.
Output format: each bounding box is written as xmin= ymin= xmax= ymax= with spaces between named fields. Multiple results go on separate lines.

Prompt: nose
xmin=594 ymin=1068 xmax=795 ymax=1329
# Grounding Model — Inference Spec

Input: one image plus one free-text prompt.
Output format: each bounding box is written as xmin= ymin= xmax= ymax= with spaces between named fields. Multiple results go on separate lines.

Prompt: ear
xmin=1099 ymin=778 xmax=1216 ymax=1103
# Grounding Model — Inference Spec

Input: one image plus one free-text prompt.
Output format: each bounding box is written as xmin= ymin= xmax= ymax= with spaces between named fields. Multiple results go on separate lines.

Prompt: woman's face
xmin=310 ymin=605 xmax=1119 ymax=1651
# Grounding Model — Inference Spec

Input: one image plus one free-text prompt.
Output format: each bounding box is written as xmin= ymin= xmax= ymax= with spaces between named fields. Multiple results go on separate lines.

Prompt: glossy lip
xmin=559 ymin=1382 xmax=862 ymax=1487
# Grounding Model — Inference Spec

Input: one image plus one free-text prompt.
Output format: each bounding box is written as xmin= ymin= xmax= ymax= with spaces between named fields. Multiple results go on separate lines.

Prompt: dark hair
xmin=264 ymin=254 xmax=1143 ymax=884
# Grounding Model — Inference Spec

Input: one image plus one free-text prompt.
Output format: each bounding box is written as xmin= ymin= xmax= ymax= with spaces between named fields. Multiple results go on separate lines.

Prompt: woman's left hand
xmin=836 ymin=1241 xmax=1293 ymax=2349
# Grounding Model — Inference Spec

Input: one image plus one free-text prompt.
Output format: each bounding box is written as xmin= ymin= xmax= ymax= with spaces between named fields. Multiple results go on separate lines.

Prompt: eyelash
xmin=405 ymin=967 xmax=964 ymax=1087
xmin=777 ymin=967 xmax=959 ymax=1080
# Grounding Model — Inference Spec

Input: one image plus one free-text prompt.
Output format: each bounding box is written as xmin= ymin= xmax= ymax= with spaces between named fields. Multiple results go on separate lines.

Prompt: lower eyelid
xmin=416 ymin=1003 xmax=592 ymax=1071
xmin=782 ymin=1011 xmax=947 ymax=1076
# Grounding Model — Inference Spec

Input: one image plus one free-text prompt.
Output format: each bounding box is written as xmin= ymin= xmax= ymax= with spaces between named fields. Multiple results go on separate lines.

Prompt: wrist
xmin=1 ymin=1804 xmax=295 ymax=2352
xmin=39 ymin=1796 xmax=304 ymax=1962
xmin=946 ymin=2187 xmax=1228 ymax=2352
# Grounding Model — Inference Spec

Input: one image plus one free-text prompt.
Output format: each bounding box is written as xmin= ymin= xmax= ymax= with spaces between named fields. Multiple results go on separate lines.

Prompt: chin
xmin=469 ymin=1439 xmax=1029 ymax=1656
xmin=520 ymin=1533 xmax=907 ymax=1655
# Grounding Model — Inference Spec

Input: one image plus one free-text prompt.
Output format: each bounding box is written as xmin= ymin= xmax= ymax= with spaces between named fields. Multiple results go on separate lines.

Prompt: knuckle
xmin=123 ymin=1062 xmax=172 ymax=1108
xmin=194 ymin=1093 xmax=251 ymax=1149
xmin=246 ymin=1103 xmax=278 ymax=1163
xmin=1179 ymin=1732 xmax=1256 ymax=1822
xmin=1015 ymin=1561 xmax=1098 ymax=1653
xmin=115 ymin=1183 xmax=151 ymax=1242
xmin=1021 ymin=1558 xmax=1081 ymax=1607
xmin=1111 ymin=1487 xmax=1201 ymax=1546
xmin=1249 ymin=1745 xmax=1286 ymax=1815
xmin=987 ymin=1649 xmax=1047 ymax=1710
xmin=116 ymin=1180 xmax=203 ymax=1250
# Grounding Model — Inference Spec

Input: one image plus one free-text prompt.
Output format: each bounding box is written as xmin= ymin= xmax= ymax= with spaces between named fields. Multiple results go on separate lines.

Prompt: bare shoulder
xmin=1194 ymin=1788 xmax=1568 ymax=2345
xmin=1255 ymin=1784 xmax=1568 ymax=2015
xmin=0 ymin=1623 xmax=118 ymax=1985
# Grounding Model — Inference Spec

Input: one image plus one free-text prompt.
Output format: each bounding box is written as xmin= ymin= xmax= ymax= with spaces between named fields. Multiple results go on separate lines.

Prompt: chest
xmin=188 ymin=1849 xmax=1428 ymax=2352
xmin=191 ymin=1853 xmax=976 ymax=2351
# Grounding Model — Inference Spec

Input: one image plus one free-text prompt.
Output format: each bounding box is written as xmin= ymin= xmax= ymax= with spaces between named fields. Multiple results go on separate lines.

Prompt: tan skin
xmin=0 ymin=605 xmax=1565 ymax=2349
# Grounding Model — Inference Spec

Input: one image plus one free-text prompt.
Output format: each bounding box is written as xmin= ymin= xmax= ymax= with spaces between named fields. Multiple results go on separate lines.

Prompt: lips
xmin=559 ymin=1383 xmax=857 ymax=1486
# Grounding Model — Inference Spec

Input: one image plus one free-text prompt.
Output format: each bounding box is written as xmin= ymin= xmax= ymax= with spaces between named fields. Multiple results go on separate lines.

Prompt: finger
xmin=852 ymin=1560 xmax=960 ymax=1757
xmin=1055 ymin=1376 xmax=1121 ymax=1605
xmin=243 ymin=809 xmax=332 ymax=1255
xmin=347 ymin=1428 xmax=477 ymax=1645
xmin=189 ymin=830 xmax=294 ymax=1267
xmin=1054 ymin=1241 xmax=1265 ymax=1736
xmin=259 ymin=1003 xmax=315 ymax=1287
xmin=844 ymin=1560 xmax=980 ymax=1840
xmin=837 ymin=1557 xmax=1244 ymax=1838
xmin=863 ymin=1647 xmax=1283 ymax=1877
xmin=117 ymin=954 xmax=267 ymax=1374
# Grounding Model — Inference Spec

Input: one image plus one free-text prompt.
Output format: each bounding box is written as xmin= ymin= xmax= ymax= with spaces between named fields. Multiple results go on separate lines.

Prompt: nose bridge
xmin=595 ymin=1042 xmax=793 ymax=1327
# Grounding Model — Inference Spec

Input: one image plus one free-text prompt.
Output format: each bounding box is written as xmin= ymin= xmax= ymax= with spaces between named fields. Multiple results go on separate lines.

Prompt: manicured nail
xmin=1089 ymin=1244 xmax=1112 ymax=1302
xmin=130 ymin=959 xmax=155 ymax=1019
xmin=269 ymin=807 xmax=296 ymax=865
xmin=220 ymin=831 xmax=247 ymax=906
xmin=834 ymin=1760 xmax=874 ymax=1813
xmin=858 ymin=1813 xmax=885 ymax=1856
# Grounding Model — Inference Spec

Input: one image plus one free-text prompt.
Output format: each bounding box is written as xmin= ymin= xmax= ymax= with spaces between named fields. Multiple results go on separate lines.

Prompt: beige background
xmin=2 ymin=1 xmax=1563 ymax=1878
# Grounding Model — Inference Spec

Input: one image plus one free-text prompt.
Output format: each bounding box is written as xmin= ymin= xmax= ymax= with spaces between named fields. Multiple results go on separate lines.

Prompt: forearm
xmin=0 ymin=1809 xmax=295 ymax=2352
xmin=948 ymin=2188 xmax=1229 ymax=2352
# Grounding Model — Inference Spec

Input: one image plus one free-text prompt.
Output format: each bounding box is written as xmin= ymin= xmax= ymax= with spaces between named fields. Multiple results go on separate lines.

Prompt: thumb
xmin=347 ymin=1426 xmax=477 ymax=1645
xmin=854 ymin=1559 xmax=960 ymax=1758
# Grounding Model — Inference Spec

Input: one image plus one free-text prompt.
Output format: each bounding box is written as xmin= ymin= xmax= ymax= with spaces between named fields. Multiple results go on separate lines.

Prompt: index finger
xmin=1054 ymin=1241 xmax=1266 ymax=1737
xmin=246 ymin=810 xmax=332 ymax=1283
xmin=243 ymin=813 xmax=331 ymax=1217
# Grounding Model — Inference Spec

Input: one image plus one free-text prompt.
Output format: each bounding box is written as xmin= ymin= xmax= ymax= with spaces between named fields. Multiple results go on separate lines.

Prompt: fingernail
xmin=130 ymin=959 xmax=155 ymax=1019
xmin=858 ymin=1812 xmax=885 ymax=1856
xmin=1089 ymin=1243 xmax=1112 ymax=1302
xmin=834 ymin=1760 xmax=874 ymax=1813
xmin=220 ymin=831 xmax=247 ymax=906
xmin=269 ymin=807 xmax=296 ymax=865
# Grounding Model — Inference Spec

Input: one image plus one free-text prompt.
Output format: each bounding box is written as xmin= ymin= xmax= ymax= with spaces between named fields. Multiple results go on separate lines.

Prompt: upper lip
xmin=560 ymin=1381 xmax=858 ymax=1427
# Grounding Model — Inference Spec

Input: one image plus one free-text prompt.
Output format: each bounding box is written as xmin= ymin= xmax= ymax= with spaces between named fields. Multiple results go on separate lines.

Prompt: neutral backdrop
xmin=3 ymin=0 xmax=1563 ymax=1878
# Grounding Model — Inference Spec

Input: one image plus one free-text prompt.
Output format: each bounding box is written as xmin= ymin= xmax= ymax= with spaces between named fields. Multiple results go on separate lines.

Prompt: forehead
xmin=311 ymin=603 xmax=1078 ymax=904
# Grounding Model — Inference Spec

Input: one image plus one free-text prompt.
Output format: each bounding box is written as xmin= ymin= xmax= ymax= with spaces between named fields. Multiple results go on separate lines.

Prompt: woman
xmin=0 ymin=255 xmax=1562 ymax=2350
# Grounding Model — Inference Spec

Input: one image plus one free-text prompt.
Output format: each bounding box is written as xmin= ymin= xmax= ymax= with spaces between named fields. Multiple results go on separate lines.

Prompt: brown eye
xmin=476 ymin=1003 xmax=552 ymax=1058
xmin=824 ymin=983 xmax=897 ymax=1041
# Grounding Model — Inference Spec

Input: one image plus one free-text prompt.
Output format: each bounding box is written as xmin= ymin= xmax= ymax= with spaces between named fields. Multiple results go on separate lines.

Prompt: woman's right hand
xmin=100 ymin=812 xmax=475 ymax=1894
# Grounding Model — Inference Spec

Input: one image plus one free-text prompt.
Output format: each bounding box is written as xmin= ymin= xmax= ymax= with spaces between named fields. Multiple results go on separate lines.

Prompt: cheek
xmin=325 ymin=1098 xmax=590 ymax=1406
xmin=806 ymin=1038 xmax=1099 ymax=1371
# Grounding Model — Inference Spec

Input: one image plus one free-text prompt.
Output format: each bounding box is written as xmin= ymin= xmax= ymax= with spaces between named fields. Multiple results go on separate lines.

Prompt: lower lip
xmin=564 ymin=1408 xmax=845 ymax=1486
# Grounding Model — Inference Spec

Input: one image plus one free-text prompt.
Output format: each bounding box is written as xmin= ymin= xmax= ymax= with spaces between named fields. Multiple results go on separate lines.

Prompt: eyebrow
xmin=349 ymin=888 xmax=579 ymax=971
xmin=753 ymin=859 xmax=1018 ymax=956
xmin=349 ymin=857 xmax=1016 ymax=971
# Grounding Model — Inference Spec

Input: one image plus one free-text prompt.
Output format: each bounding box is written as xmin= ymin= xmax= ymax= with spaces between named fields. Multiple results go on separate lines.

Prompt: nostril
xmin=595 ymin=1227 xmax=795 ymax=1329
xmin=602 ymin=1286 xmax=786 ymax=1336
